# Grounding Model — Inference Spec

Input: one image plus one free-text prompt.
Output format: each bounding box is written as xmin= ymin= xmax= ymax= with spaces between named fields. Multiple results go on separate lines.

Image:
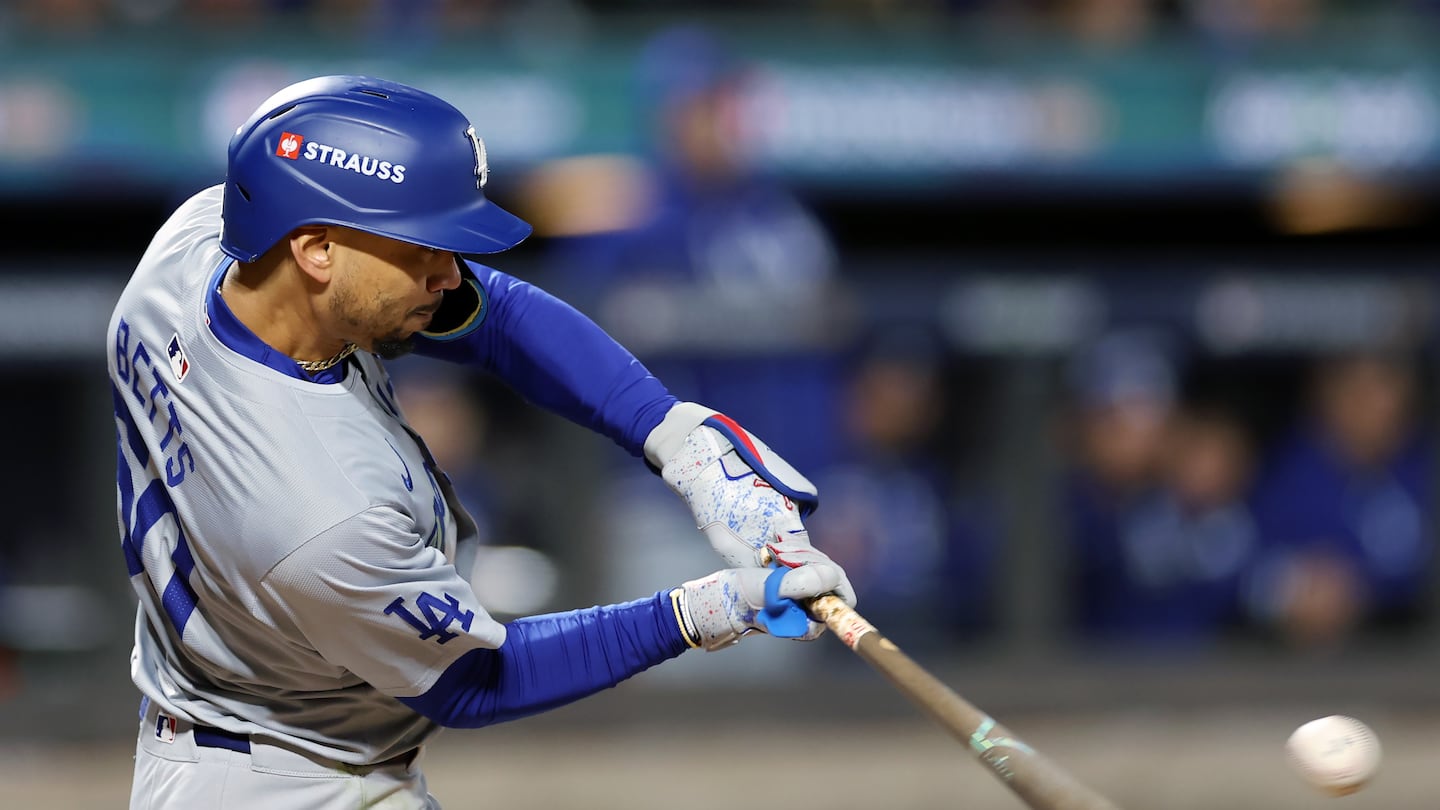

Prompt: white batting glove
xmin=645 ymin=402 xmax=856 ymax=609
xmin=671 ymin=565 xmax=843 ymax=651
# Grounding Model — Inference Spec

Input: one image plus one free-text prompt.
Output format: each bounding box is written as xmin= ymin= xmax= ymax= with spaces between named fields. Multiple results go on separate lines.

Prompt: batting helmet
xmin=220 ymin=75 xmax=532 ymax=263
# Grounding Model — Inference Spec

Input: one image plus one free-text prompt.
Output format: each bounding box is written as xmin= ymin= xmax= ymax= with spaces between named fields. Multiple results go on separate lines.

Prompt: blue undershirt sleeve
xmin=399 ymin=591 xmax=691 ymax=729
xmin=414 ymin=262 xmax=677 ymax=457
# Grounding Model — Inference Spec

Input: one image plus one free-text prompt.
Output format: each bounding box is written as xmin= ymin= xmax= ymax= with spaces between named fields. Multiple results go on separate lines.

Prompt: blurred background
xmin=4 ymin=1 xmax=1440 ymax=807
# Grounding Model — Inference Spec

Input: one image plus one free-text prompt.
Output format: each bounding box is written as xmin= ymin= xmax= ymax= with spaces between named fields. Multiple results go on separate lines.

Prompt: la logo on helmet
xmin=465 ymin=126 xmax=488 ymax=190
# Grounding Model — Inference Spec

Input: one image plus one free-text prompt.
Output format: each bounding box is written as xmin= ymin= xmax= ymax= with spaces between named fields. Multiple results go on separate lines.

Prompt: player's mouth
xmin=411 ymin=298 xmax=443 ymax=321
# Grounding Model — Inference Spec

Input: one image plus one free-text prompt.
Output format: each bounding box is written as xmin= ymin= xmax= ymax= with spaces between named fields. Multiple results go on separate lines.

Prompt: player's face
xmin=325 ymin=229 xmax=462 ymax=359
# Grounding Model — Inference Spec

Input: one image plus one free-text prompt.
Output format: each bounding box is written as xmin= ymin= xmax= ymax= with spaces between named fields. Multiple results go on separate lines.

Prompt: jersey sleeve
xmin=413 ymin=261 xmax=677 ymax=458
xmin=263 ymin=507 xmax=507 ymax=697
xmin=400 ymin=591 xmax=691 ymax=728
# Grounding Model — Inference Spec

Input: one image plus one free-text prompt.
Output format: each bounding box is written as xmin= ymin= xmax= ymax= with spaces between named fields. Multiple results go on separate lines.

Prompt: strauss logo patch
xmin=275 ymin=132 xmax=304 ymax=159
xmin=272 ymin=131 xmax=407 ymax=184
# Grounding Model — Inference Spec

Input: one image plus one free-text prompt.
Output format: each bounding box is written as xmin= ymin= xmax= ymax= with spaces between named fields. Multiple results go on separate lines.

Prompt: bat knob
xmin=755 ymin=566 xmax=811 ymax=638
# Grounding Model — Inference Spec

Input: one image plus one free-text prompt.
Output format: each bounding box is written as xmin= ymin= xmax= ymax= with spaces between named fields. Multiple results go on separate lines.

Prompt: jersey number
xmin=114 ymin=383 xmax=199 ymax=634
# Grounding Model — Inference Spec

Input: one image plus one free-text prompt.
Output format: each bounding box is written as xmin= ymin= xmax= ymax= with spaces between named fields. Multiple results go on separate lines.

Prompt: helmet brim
xmin=369 ymin=195 xmax=532 ymax=257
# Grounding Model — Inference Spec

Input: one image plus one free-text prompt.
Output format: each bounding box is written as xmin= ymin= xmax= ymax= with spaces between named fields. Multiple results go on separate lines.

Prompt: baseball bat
xmin=805 ymin=595 xmax=1122 ymax=810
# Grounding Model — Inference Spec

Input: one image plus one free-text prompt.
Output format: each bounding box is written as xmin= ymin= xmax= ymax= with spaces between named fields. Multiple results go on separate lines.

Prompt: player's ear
xmin=289 ymin=226 xmax=333 ymax=282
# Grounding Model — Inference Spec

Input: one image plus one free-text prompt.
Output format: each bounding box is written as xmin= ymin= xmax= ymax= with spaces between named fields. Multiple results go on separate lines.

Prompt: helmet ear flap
xmin=219 ymin=75 xmax=531 ymax=263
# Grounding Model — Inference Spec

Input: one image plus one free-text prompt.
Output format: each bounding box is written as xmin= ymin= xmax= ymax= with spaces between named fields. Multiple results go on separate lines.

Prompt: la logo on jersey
xmin=166 ymin=334 xmax=190 ymax=382
xmin=275 ymin=132 xmax=304 ymax=159
xmin=384 ymin=592 xmax=474 ymax=644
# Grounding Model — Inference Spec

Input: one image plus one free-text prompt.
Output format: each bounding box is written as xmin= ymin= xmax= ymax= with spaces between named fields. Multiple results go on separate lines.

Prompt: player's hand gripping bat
xmin=804 ymin=594 xmax=1122 ymax=810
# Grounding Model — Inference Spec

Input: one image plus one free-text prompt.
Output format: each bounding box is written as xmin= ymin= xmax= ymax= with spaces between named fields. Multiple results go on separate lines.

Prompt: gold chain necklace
xmin=295 ymin=343 xmax=357 ymax=374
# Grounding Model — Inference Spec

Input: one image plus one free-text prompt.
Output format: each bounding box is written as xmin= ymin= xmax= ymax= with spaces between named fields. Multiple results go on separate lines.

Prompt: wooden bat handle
xmin=805 ymin=595 xmax=1122 ymax=810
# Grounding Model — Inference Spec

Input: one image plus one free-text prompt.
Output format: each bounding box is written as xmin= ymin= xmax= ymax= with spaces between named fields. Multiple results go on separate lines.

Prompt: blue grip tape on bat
xmin=754 ymin=565 xmax=811 ymax=638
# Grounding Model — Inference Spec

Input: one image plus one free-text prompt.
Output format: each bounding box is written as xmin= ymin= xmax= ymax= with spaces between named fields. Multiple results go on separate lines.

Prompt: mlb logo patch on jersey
xmin=155 ymin=713 xmax=177 ymax=744
xmin=166 ymin=334 xmax=191 ymax=382
xmin=275 ymin=132 xmax=304 ymax=159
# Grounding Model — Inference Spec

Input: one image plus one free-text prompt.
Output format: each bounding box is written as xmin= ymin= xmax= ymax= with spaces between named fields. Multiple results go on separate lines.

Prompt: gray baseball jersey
xmin=109 ymin=185 xmax=505 ymax=766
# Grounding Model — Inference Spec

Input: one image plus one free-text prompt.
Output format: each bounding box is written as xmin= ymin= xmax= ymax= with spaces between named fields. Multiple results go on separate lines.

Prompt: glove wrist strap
xmin=644 ymin=401 xmax=718 ymax=469
xmin=667 ymin=587 xmax=702 ymax=649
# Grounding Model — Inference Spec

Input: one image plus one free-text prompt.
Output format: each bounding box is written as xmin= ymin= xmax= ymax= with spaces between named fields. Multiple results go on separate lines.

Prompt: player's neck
xmin=221 ymin=264 xmax=350 ymax=366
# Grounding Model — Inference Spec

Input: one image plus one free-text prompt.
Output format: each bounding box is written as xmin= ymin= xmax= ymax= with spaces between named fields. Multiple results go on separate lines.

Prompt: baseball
xmin=1285 ymin=715 xmax=1381 ymax=796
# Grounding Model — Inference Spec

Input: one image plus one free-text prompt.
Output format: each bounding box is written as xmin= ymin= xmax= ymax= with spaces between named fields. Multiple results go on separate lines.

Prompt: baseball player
xmin=109 ymin=75 xmax=855 ymax=809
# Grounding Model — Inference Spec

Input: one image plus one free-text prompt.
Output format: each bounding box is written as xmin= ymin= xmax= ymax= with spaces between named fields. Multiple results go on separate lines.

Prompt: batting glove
xmin=645 ymin=402 xmax=856 ymax=609
xmin=671 ymin=565 xmax=844 ymax=651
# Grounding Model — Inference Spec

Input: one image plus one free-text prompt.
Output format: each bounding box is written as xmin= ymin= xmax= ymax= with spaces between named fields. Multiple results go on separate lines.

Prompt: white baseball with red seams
xmin=1285 ymin=715 xmax=1382 ymax=796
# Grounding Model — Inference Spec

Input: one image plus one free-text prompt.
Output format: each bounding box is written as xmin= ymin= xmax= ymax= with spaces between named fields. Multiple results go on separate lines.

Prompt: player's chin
xmin=372 ymin=333 xmax=418 ymax=360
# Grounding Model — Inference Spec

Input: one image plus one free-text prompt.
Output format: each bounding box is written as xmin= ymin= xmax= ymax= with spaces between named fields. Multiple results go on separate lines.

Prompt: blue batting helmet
xmin=220 ymin=75 xmax=532 ymax=263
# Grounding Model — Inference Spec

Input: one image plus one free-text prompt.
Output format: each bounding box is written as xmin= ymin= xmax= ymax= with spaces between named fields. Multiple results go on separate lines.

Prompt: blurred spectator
xmin=389 ymin=360 xmax=565 ymax=619
xmin=1181 ymin=0 xmax=1324 ymax=50
xmin=1248 ymin=351 xmax=1434 ymax=651
xmin=11 ymin=0 xmax=108 ymax=33
xmin=389 ymin=360 xmax=500 ymax=545
xmin=532 ymin=24 xmax=847 ymax=474
xmin=806 ymin=329 xmax=1000 ymax=648
xmin=1061 ymin=330 xmax=1259 ymax=648
xmin=1145 ymin=403 xmax=1259 ymax=634
xmin=1050 ymin=0 xmax=1157 ymax=48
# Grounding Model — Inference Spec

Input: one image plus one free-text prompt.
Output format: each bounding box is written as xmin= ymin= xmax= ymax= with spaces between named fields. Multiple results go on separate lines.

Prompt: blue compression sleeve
xmin=400 ymin=592 xmax=690 ymax=729
xmin=415 ymin=262 xmax=677 ymax=457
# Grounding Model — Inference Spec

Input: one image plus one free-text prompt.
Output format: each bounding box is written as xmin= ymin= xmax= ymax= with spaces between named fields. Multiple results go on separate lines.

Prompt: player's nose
xmin=428 ymin=254 xmax=463 ymax=293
